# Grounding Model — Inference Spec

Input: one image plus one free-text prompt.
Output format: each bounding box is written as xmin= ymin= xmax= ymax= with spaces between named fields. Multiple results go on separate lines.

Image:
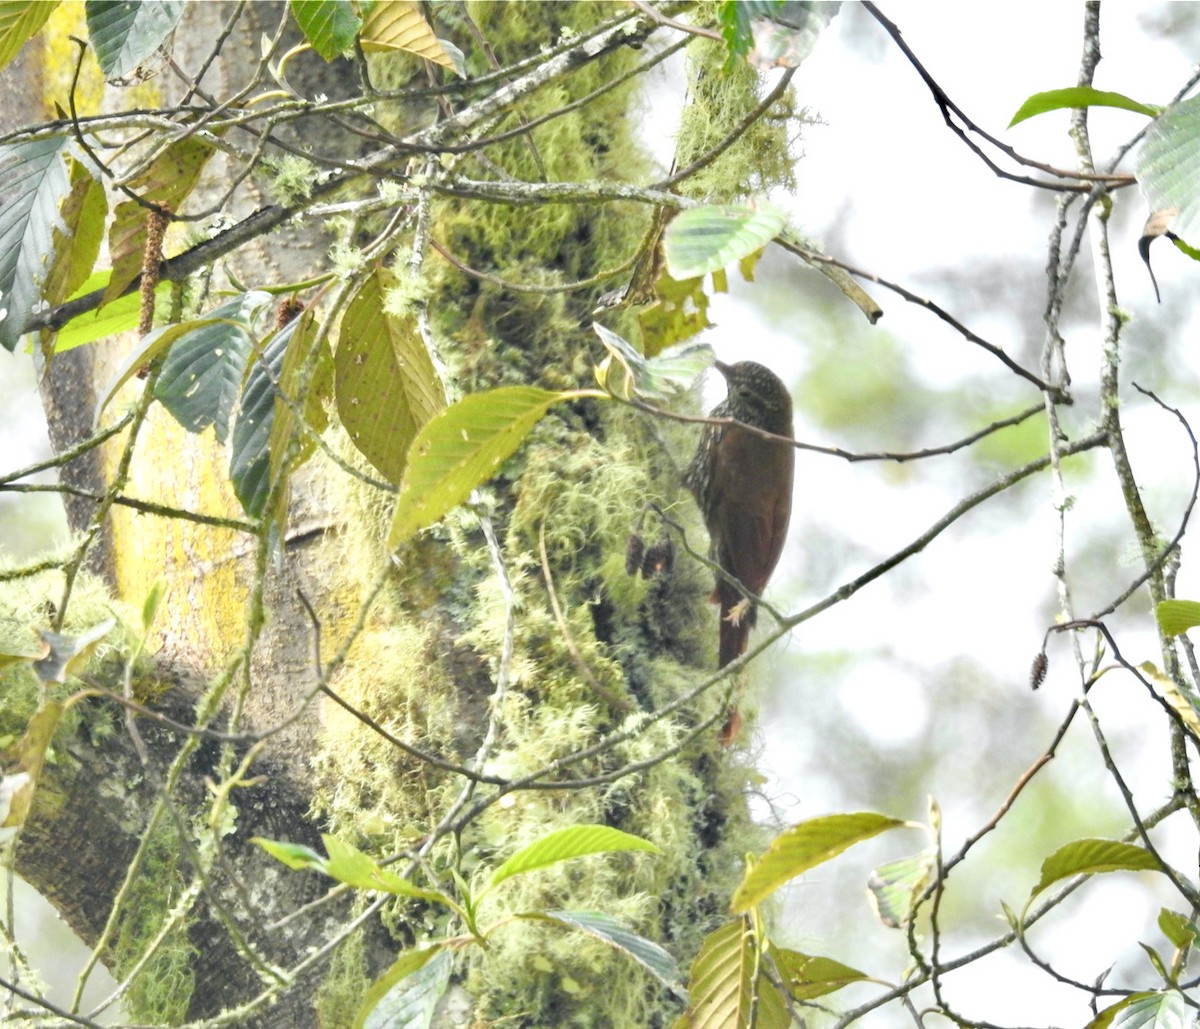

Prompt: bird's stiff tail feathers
xmin=714 ymin=579 xmax=756 ymax=745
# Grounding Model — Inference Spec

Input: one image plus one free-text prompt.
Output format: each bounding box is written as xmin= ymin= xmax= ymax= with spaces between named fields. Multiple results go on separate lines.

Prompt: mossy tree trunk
xmin=0 ymin=4 xmax=800 ymax=1026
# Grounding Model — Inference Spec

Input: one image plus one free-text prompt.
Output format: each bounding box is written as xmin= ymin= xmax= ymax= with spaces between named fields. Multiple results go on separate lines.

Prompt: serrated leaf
xmin=1086 ymin=990 xmax=1187 ymax=1029
xmin=0 ymin=702 xmax=64 ymax=835
xmin=732 ymin=812 xmax=908 ymax=912
xmin=1009 ymin=87 xmax=1160 ymax=128
xmin=1159 ymin=908 xmax=1197 ymax=951
xmin=684 ymin=920 xmax=757 ymax=1029
xmin=153 ymin=292 xmax=273 ymax=441
xmin=41 ymin=156 xmax=107 ymax=318
xmin=1030 ymin=839 xmax=1161 ymax=899
xmin=32 ymin=618 xmax=116 ymax=683
xmin=388 ymin=385 xmax=583 ymax=547
xmin=663 ymin=202 xmax=787 ymax=280
xmin=105 ymin=135 xmax=215 ymax=303
xmin=592 ymin=322 xmax=713 ymax=401
xmin=488 ymin=824 xmax=659 ymax=892
xmin=742 ymin=0 xmax=838 ymax=70
xmin=0 ymin=135 xmax=71 ymax=351
xmin=321 ymin=835 xmax=454 ymax=906
xmin=1139 ymin=95 xmax=1200 ymax=249
xmin=530 ymin=910 xmax=683 ymax=996
xmin=359 ymin=0 xmax=459 ymax=74
xmin=355 ymin=946 xmax=452 ymax=1029
xmin=230 ymin=320 xmax=296 ymax=518
xmin=867 ymin=848 xmax=936 ymax=929
xmin=1138 ymin=661 xmax=1200 ymax=743
xmin=335 ymin=267 xmax=444 ymax=485
xmin=56 ymin=268 xmax=168 ymax=352
xmin=637 ymin=270 xmax=715 ymax=354
xmin=86 ymin=0 xmax=184 ymax=78
xmin=289 ymin=0 xmax=360 ymax=61
xmin=768 ymin=945 xmax=868 ymax=1001
xmin=268 ymin=309 xmax=332 ymax=487
xmin=1156 ymin=600 xmax=1200 ymax=636
xmin=251 ymin=836 xmax=326 ymax=871
xmin=0 ymin=1 xmax=57 ymax=73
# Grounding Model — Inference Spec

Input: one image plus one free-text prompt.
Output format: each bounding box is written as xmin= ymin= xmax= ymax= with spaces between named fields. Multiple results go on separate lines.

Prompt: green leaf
xmin=1159 ymin=908 xmax=1197 ymax=951
xmin=1030 ymin=839 xmax=1161 ymax=899
xmin=637 ymin=271 xmax=716 ymax=354
xmin=229 ymin=319 xmax=296 ymax=518
xmin=359 ymin=0 xmax=460 ymax=74
xmin=320 ymin=836 xmax=453 ymax=905
xmin=0 ymin=135 xmax=72 ymax=351
xmin=1085 ymin=990 xmax=1187 ymax=1029
xmin=0 ymin=701 xmax=64 ymax=834
xmin=104 ymin=135 xmax=215 ymax=303
xmin=488 ymin=824 xmax=659 ymax=892
xmin=716 ymin=0 xmax=754 ymax=62
xmin=32 ymin=618 xmax=116 ymax=684
xmin=268 ymin=309 xmax=332 ymax=487
xmin=592 ymin=322 xmax=713 ymax=401
xmin=251 ymin=837 xmax=326 ymax=871
xmin=768 ymin=945 xmax=869 ymax=1001
xmin=86 ymin=0 xmax=184 ymax=78
xmin=41 ymin=156 xmax=107 ymax=317
xmin=335 ymin=267 xmax=444 ymax=485
xmin=153 ymin=293 xmax=274 ymax=441
xmin=663 ymin=202 xmax=787 ymax=280
xmin=731 ymin=812 xmax=908 ymax=912
xmin=55 ymin=269 xmax=168 ymax=352
xmin=1139 ymin=95 xmax=1200 ymax=247
xmin=1156 ymin=600 xmax=1200 ymax=636
xmin=388 ymin=385 xmax=583 ymax=547
xmin=681 ymin=919 xmax=791 ymax=1029
xmin=1139 ymin=661 xmax=1200 ymax=744
xmin=740 ymin=0 xmax=838 ymax=70
xmin=355 ymin=946 xmax=452 ymax=1029
xmin=531 ymin=910 xmax=684 ymax=996
xmin=0 ymin=2 xmax=58 ymax=76
xmin=140 ymin=578 xmax=166 ymax=633
xmin=289 ymin=0 xmax=360 ymax=61
xmin=1009 ymin=87 xmax=1160 ymax=128
xmin=866 ymin=848 xmax=936 ymax=929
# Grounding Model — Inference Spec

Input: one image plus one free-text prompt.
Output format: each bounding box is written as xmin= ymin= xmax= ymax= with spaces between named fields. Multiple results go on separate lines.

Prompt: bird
xmin=685 ymin=360 xmax=794 ymax=739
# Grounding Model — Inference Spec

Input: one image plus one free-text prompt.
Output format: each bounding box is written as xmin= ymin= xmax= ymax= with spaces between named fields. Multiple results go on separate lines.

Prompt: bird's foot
xmin=723 ymin=597 xmax=752 ymax=626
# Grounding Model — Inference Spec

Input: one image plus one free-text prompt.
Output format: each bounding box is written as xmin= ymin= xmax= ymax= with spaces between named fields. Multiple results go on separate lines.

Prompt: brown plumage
xmin=685 ymin=360 xmax=794 ymax=738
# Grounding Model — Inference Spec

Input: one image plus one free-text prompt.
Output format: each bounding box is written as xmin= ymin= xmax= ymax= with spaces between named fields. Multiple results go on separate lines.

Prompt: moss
xmin=316 ymin=928 xmax=371 ymax=1029
xmin=108 ymin=818 xmax=197 ymax=1023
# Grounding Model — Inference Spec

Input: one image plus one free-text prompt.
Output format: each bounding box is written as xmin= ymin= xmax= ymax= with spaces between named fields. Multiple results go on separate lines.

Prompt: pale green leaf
xmin=867 ymin=849 xmax=936 ymax=929
xmin=1139 ymin=95 xmax=1200 ymax=247
xmin=1085 ymin=990 xmax=1187 ymax=1029
xmin=732 ymin=812 xmax=908 ymax=912
xmin=0 ymin=1 xmax=58 ymax=73
xmin=664 ymin=202 xmax=787 ymax=280
xmin=388 ymin=385 xmax=582 ymax=547
xmin=251 ymin=837 xmax=326 ymax=871
xmin=684 ymin=920 xmax=755 ymax=1029
xmin=55 ymin=269 xmax=168 ymax=353
xmin=1156 ymin=600 xmax=1200 ymax=637
xmin=320 ymin=835 xmax=453 ymax=905
xmin=1009 ymin=87 xmax=1160 ymax=128
xmin=1158 ymin=908 xmax=1197 ymax=951
xmin=86 ymin=0 xmax=184 ymax=78
xmin=355 ymin=946 xmax=452 ymax=1029
xmin=1031 ymin=839 xmax=1161 ymax=899
xmin=32 ymin=618 xmax=116 ymax=683
xmin=769 ymin=944 xmax=869 ymax=1001
xmin=0 ymin=701 xmax=64 ymax=832
xmin=592 ymin=321 xmax=712 ymax=401
xmin=41 ymin=156 xmax=107 ymax=316
xmin=530 ymin=910 xmax=683 ymax=996
xmin=488 ymin=824 xmax=659 ymax=891
xmin=0 ymin=135 xmax=71 ymax=351
xmin=335 ymin=267 xmax=444 ymax=485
